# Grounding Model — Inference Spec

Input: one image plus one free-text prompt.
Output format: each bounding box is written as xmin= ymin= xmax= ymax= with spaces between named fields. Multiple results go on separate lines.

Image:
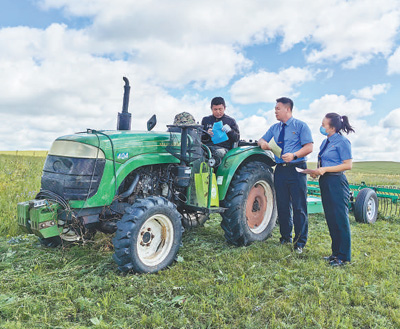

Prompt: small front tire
xmin=112 ymin=196 xmax=183 ymax=273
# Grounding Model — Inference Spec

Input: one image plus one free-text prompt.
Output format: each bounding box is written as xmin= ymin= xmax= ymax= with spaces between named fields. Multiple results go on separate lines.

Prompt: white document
xmin=295 ymin=167 xmax=315 ymax=174
xmin=269 ymin=137 xmax=282 ymax=158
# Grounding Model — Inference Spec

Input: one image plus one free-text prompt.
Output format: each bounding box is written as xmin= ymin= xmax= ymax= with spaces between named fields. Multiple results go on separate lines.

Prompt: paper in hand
xmin=268 ymin=137 xmax=282 ymax=158
xmin=295 ymin=167 xmax=315 ymax=174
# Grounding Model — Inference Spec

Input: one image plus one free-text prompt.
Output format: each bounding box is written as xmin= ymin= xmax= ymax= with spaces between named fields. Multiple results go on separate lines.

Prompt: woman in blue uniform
xmin=310 ymin=113 xmax=355 ymax=266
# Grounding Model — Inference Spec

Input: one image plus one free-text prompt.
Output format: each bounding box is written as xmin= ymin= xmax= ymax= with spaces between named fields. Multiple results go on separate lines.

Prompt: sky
xmin=1 ymin=0 xmax=400 ymax=162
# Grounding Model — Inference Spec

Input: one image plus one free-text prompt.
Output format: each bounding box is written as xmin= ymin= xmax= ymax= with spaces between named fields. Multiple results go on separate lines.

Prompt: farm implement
xmin=307 ymin=181 xmax=400 ymax=223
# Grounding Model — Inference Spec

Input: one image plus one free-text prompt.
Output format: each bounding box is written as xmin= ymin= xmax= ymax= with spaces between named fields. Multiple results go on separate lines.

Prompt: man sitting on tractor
xmin=201 ymin=97 xmax=240 ymax=166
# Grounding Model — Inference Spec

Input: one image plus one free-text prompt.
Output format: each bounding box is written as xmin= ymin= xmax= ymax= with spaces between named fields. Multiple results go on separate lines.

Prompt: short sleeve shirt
xmin=320 ymin=133 xmax=352 ymax=167
xmin=261 ymin=117 xmax=313 ymax=163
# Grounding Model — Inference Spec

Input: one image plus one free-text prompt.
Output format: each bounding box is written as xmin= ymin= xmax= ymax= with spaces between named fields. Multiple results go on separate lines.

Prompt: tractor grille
xmin=41 ymin=155 xmax=106 ymax=201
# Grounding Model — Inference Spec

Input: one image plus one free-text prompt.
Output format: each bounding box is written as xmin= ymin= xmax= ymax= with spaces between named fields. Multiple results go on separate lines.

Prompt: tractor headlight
xmin=49 ymin=141 xmax=105 ymax=159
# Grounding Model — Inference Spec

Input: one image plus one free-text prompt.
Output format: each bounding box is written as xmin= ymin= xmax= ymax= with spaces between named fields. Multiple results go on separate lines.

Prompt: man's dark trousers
xmin=274 ymin=162 xmax=308 ymax=247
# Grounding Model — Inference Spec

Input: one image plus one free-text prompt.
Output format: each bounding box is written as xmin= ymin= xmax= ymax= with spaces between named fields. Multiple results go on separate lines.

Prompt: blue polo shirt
xmin=319 ymin=133 xmax=352 ymax=167
xmin=262 ymin=117 xmax=313 ymax=164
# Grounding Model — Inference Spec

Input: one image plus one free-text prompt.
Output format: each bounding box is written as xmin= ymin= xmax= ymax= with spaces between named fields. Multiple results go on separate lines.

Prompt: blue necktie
xmin=277 ymin=123 xmax=286 ymax=154
xmin=318 ymin=139 xmax=330 ymax=167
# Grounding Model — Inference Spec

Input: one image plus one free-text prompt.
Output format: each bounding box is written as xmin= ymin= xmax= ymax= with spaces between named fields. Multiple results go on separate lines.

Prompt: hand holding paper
xmin=295 ymin=167 xmax=315 ymax=175
xmin=221 ymin=124 xmax=232 ymax=133
xmin=268 ymin=137 xmax=282 ymax=158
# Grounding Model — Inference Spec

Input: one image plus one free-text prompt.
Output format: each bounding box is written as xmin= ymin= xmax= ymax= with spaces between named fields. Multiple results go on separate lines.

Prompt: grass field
xmin=0 ymin=155 xmax=399 ymax=328
xmin=0 ymin=150 xmax=48 ymax=157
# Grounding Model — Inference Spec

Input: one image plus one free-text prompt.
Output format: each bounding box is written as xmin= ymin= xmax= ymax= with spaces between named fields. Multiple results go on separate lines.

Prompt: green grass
xmin=1 ymin=156 xmax=400 ymax=328
xmin=308 ymin=161 xmax=400 ymax=187
xmin=0 ymin=150 xmax=48 ymax=157
xmin=0 ymin=155 xmax=45 ymax=236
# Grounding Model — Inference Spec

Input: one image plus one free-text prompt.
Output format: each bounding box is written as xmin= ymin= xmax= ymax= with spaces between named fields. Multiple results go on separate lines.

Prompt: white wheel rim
xmin=247 ymin=180 xmax=274 ymax=234
xmin=366 ymin=197 xmax=376 ymax=221
xmin=136 ymin=214 xmax=174 ymax=267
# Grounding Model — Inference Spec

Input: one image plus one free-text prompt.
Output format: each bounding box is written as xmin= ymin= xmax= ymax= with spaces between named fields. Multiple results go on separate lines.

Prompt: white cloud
xmin=380 ymin=108 xmax=400 ymax=128
xmin=351 ymin=83 xmax=391 ymax=100
xmin=230 ymin=67 xmax=315 ymax=104
xmin=133 ymin=41 xmax=252 ymax=89
xmin=38 ymin=0 xmax=400 ymax=71
xmin=237 ymin=115 xmax=270 ymax=141
xmin=305 ymin=0 xmax=400 ymax=68
xmin=388 ymin=46 xmax=400 ymax=74
xmin=305 ymin=94 xmax=373 ymax=121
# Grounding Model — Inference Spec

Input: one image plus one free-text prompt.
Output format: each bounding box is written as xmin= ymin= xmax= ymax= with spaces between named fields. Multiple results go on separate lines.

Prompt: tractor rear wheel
xmin=112 ymin=196 xmax=183 ymax=273
xmin=221 ymin=162 xmax=277 ymax=246
xmin=354 ymin=188 xmax=378 ymax=223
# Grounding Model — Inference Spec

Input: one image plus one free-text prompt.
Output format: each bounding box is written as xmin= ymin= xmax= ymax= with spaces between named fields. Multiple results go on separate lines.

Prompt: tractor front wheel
xmin=221 ymin=161 xmax=277 ymax=246
xmin=112 ymin=196 xmax=183 ymax=273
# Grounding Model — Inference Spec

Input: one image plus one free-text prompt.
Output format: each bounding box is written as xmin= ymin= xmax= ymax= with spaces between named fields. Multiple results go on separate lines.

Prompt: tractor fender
xmin=216 ymin=146 xmax=275 ymax=200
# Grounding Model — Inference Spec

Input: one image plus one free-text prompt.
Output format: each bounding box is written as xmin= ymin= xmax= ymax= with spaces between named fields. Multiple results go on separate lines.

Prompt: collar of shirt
xmin=281 ymin=116 xmax=294 ymax=127
xmin=327 ymin=132 xmax=340 ymax=143
xmin=213 ymin=114 xmax=226 ymax=121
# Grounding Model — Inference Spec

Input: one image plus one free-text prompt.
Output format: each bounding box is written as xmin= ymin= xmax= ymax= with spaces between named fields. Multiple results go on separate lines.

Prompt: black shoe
xmin=323 ymin=255 xmax=336 ymax=262
xmin=280 ymin=238 xmax=292 ymax=245
xmin=330 ymin=258 xmax=346 ymax=267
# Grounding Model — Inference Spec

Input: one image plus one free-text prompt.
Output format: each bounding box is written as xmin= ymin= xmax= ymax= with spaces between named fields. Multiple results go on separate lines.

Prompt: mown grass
xmin=0 ymin=156 xmax=400 ymax=328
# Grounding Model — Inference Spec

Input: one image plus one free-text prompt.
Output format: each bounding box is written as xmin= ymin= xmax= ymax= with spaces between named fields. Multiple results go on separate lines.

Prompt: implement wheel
xmin=354 ymin=188 xmax=378 ymax=224
xmin=112 ymin=196 xmax=183 ymax=273
xmin=221 ymin=161 xmax=277 ymax=246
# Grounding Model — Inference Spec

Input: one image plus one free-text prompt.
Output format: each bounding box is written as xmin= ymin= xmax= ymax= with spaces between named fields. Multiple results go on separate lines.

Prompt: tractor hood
xmin=52 ymin=130 xmax=178 ymax=163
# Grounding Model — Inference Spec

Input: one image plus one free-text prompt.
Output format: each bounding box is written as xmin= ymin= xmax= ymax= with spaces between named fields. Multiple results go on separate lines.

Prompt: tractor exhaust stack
xmin=117 ymin=77 xmax=131 ymax=130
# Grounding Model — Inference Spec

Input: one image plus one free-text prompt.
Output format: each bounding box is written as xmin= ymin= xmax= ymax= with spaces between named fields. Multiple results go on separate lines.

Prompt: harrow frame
xmin=307 ymin=180 xmax=400 ymax=222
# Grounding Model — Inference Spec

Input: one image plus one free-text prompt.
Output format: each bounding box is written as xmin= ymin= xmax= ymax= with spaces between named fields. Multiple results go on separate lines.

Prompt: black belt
xmin=276 ymin=161 xmax=306 ymax=167
xmin=323 ymin=172 xmax=344 ymax=176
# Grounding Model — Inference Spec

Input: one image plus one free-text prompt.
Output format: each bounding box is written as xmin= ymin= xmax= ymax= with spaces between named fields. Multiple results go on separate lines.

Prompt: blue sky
xmin=1 ymin=0 xmax=400 ymax=161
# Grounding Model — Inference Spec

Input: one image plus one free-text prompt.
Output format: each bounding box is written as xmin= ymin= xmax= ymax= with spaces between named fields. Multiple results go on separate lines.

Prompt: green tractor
xmin=17 ymin=77 xmax=277 ymax=273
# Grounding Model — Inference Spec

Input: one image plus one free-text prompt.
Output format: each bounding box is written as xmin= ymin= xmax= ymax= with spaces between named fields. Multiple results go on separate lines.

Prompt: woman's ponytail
xmin=341 ymin=115 xmax=355 ymax=134
xmin=325 ymin=113 xmax=355 ymax=135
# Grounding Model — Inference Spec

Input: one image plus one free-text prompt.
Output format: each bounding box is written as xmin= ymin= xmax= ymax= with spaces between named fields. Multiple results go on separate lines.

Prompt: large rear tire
xmin=221 ymin=162 xmax=277 ymax=246
xmin=354 ymin=188 xmax=378 ymax=224
xmin=112 ymin=196 xmax=183 ymax=273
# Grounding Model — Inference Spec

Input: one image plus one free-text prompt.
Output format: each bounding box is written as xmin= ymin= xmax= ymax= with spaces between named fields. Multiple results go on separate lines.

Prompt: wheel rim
xmin=136 ymin=214 xmax=174 ymax=267
xmin=246 ymin=180 xmax=274 ymax=234
xmin=366 ymin=197 xmax=376 ymax=222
